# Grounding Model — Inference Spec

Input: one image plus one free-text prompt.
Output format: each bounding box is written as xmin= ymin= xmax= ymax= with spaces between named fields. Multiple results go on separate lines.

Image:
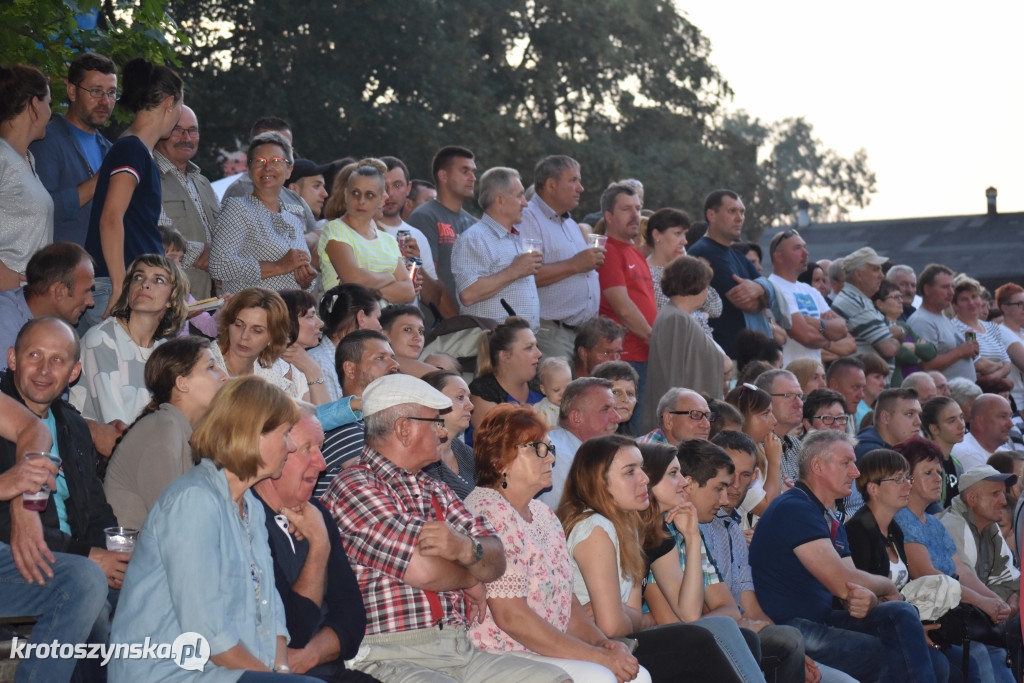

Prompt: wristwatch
xmin=467 ymin=535 xmax=484 ymax=564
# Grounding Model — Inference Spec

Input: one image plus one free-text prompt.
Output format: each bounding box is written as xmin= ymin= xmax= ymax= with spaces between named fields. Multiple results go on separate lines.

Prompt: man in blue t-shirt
xmin=29 ymin=53 xmax=116 ymax=247
xmin=749 ymin=430 xmax=940 ymax=683
xmin=687 ymin=190 xmax=770 ymax=358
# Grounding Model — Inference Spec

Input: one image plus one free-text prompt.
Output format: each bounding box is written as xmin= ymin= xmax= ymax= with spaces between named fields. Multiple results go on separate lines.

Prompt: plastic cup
xmin=588 ymin=233 xmax=608 ymax=250
xmin=21 ymin=452 xmax=61 ymax=511
xmin=522 ymin=238 xmax=542 ymax=255
xmin=104 ymin=527 xmax=139 ymax=553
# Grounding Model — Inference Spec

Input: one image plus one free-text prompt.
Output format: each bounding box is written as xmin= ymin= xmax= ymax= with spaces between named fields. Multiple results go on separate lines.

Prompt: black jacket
xmin=847 ymin=504 xmax=907 ymax=579
xmin=0 ymin=371 xmax=117 ymax=555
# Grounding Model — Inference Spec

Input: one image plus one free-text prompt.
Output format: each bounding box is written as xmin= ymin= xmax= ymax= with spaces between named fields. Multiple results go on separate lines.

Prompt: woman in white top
xmin=0 ymin=65 xmax=53 ymax=289
xmin=318 ymin=158 xmax=415 ymax=302
xmin=72 ymin=254 xmax=189 ymax=424
xmin=557 ymin=434 xmax=764 ymax=682
xmin=995 ymin=283 xmax=1024 ymax=410
xmin=211 ymin=287 xmax=313 ymax=402
xmin=951 ymin=278 xmax=1024 ymax=386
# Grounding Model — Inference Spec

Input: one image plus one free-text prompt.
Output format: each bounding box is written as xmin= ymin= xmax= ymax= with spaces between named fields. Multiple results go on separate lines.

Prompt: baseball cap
xmin=361 ymin=374 xmax=452 ymax=417
xmin=287 ymin=158 xmax=332 ymax=185
xmin=958 ymin=464 xmax=1018 ymax=491
xmin=843 ymin=247 xmax=888 ymax=272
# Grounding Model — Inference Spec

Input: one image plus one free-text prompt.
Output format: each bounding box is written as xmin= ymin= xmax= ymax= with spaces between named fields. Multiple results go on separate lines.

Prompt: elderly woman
xmin=84 ymin=58 xmax=183 ymax=322
xmin=643 ymin=255 xmax=729 ymax=431
xmin=109 ymin=377 xmax=321 ymax=682
xmin=892 ymin=437 xmax=1015 ymax=683
xmin=212 ymin=287 xmax=314 ymax=402
xmin=921 ymin=396 xmax=967 ymax=508
xmin=308 ymin=283 xmax=382 ymax=402
xmin=845 ymin=448 xmax=951 ymax=683
xmin=465 ymin=405 xmax=647 ymax=682
xmin=592 ymin=360 xmax=641 ymax=436
xmin=0 ymin=64 xmax=53 ymax=290
xmin=210 ymin=132 xmax=317 ymax=294
xmin=421 ymin=370 xmax=476 ymax=499
xmin=104 ymin=336 xmax=227 ymax=528
xmin=557 ymin=434 xmax=763 ymax=682
xmin=318 ymin=158 xmax=414 ymax=302
xmin=71 ymin=254 xmax=189 ymax=425
xmin=951 ymin=278 xmax=1024 ymax=385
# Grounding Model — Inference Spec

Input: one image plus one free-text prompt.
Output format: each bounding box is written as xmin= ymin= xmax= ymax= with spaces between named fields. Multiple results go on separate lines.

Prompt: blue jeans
xmin=693 ymin=616 xmax=767 ymax=682
xmin=76 ymin=276 xmax=112 ymax=336
xmin=0 ymin=543 xmax=107 ymax=683
xmin=788 ymin=601 xmax=940 ymax=683
xmin=947 ymin=643 xmax=1014 ymax=683
xmin=625 ymin=360 xmax=647 ymax=436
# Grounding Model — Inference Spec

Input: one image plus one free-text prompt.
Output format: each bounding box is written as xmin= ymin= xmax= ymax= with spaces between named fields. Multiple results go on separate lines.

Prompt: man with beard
xmin=153 ymin=105 xmax=220 ymax=299
xmin=30 ymin=53 xmax=117 ymax=250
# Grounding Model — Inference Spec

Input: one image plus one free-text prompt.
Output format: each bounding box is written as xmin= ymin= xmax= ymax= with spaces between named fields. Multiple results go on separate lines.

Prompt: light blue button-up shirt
xmin=110 ymin=459 xmax=287 ymax=682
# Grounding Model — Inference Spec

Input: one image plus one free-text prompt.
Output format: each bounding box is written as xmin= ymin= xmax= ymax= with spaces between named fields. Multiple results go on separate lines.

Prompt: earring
xmin=501 ymin=472 xmax=508 ymax=490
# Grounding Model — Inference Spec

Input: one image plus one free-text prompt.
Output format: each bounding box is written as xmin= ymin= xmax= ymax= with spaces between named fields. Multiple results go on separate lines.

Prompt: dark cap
xmin=288 ymin=158 xmax=332 ymax=185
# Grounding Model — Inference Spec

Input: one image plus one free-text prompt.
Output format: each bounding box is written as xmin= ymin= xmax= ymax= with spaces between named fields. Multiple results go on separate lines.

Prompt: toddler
xmin=535 ymin=357 xmax=571 ymax=428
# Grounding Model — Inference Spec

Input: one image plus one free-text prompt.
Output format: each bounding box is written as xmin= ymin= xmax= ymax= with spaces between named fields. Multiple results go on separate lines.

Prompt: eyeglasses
xmin=668 ymin=410 xmax=715 ymax=422
xmin=812 ymin=414 xmax=849 ymax=426
xmin=250 ymin=156 xmax=290 ymax=168
xmin=879 ymin=475 xmax=914 ymax=486
xmin=404 ymin=416 xmax=447 ymax=431
xmin=517 ymin=442 xmax=556 ymax=459
xmin=73 ymin=83 xmax=119 ymax=101
xmin=770 ymin=392 xmax=805 ymax=402
xmin=171 ymin=126 xmax=200 ymax=138
xmin=883 ymin=295 xmax=903 ymax=302
xmin=1002 ymin=301 xmax=1024 ymax=309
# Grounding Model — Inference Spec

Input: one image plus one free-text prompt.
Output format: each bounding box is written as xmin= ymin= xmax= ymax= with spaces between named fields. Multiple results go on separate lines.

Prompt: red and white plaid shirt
xmin=322 ymin=445 xmax=497 ymax=635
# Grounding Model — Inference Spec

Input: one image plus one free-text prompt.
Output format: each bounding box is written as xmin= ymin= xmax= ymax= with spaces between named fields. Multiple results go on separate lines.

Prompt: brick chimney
xmin=986 ymin=187 xmax=998 ymax=216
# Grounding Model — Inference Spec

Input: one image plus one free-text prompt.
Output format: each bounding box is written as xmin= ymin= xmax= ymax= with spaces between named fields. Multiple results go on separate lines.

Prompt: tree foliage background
xmin=3 ymin=0 xmax=876 ymax=239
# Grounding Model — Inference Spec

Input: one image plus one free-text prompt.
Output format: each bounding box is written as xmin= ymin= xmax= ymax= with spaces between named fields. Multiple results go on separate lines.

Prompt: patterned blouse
xmin=466 ymin=487 xmax=574 ymax=652
xmin=210 ymin=194 xmax=314 ymax=294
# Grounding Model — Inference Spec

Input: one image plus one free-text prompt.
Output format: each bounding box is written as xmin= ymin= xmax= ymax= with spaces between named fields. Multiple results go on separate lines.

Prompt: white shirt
xmin=769 ymin=273 xmax=831 ymax=365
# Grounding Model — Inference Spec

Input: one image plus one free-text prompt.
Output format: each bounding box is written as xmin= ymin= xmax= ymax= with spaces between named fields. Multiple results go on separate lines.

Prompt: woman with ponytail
xmin=0 ymin=64 xmax=53 ymax=290
xmin=103 ymin=336 xmax=227 ymax=528
xmin=84 ymin=56 xmax=183 ymax=324
xmin=467 ymin=316 xmax=543 ymax=442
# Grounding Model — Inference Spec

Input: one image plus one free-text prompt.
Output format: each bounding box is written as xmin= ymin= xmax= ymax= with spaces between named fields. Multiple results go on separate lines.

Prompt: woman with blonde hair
xmin=110 ymin=376 xmax=319 ymax=682
xmin=786 ymin=358 xmax=827 ymax=395
xmin=318 ymin=157 xmax=415 ymax=302
xmin=72 ymin=253 xmax=189 ymax=424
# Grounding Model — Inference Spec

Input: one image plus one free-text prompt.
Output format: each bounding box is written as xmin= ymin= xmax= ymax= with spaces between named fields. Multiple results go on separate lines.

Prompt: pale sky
xmin=681 ymin=1 xmax=1024 ymax=221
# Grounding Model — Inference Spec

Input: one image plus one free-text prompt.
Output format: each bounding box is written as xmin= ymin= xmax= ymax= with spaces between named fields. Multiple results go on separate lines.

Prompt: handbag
xmin=927 ymin=603 xmax=1008 ymax=651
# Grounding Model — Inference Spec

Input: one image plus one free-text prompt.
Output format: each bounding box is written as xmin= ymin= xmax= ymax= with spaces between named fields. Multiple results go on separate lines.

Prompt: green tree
xmin=0 ymin=0 xmax=188 ymax=109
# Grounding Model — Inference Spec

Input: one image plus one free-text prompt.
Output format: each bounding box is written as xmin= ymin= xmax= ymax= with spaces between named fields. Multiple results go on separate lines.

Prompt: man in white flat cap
xmin=830 ymin=247 xmax=902 ymax=363
xmin=321 ymin=374 xmax=568 ymax=683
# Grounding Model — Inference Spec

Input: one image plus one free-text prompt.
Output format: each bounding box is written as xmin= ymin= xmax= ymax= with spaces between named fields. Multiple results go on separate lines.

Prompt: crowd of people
xmin=1 ymin=51 xmax=1023 ymax=683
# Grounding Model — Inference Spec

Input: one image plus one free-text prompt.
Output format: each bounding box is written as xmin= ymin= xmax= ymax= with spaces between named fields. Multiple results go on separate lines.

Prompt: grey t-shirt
xmin=907 ymin=307 xmax=976 ymax=381
xmin=406 ymin=199 xmax=476 ymax=300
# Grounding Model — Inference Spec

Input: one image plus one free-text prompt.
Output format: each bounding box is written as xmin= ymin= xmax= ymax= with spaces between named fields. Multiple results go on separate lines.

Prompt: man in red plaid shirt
xmin=323 ymin=374 xmax=568 ymax=682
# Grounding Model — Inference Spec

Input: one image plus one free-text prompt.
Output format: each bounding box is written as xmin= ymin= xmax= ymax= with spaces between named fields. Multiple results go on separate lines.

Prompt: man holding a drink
xmin=0 ymin=317 xmax=126 ymax=595
xmin=518 ymin=155 xmax=606 ymax=361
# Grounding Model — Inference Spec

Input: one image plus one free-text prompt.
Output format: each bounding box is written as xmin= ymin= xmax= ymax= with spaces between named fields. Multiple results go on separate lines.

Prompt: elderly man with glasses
xmin=638 ymin=388 xmax=714 ymax=446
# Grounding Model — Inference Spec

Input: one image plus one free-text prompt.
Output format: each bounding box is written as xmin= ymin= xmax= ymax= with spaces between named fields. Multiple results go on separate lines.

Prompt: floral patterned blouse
xmin=465 ymin=487 xmax=574 ymax=652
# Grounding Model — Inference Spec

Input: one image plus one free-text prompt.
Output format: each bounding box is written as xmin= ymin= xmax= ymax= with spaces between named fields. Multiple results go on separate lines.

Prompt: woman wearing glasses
xmin=318 ymin=158 xmax=415 ymax=303
xmin=465 ymin=405 xmax=648 ymax=681
xmin=872 ymin=280 xmax=936 ymax=386
xmin=643 ymin=255 xmax=729 ymax=432
xmin=84 ymin=57 xmax=183 ymax=321
xmin=210 ymin=132 xmax=317 ymax=294
xmin=0 ymin=64 xmax=53 ymax=291
xmin=846 ymin=448 xmax=954 ymax=683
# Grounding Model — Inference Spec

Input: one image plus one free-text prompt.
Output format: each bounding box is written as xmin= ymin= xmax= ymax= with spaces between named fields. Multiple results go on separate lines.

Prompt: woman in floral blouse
xmin=465 ymin=404 xmax=648 ymax=683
